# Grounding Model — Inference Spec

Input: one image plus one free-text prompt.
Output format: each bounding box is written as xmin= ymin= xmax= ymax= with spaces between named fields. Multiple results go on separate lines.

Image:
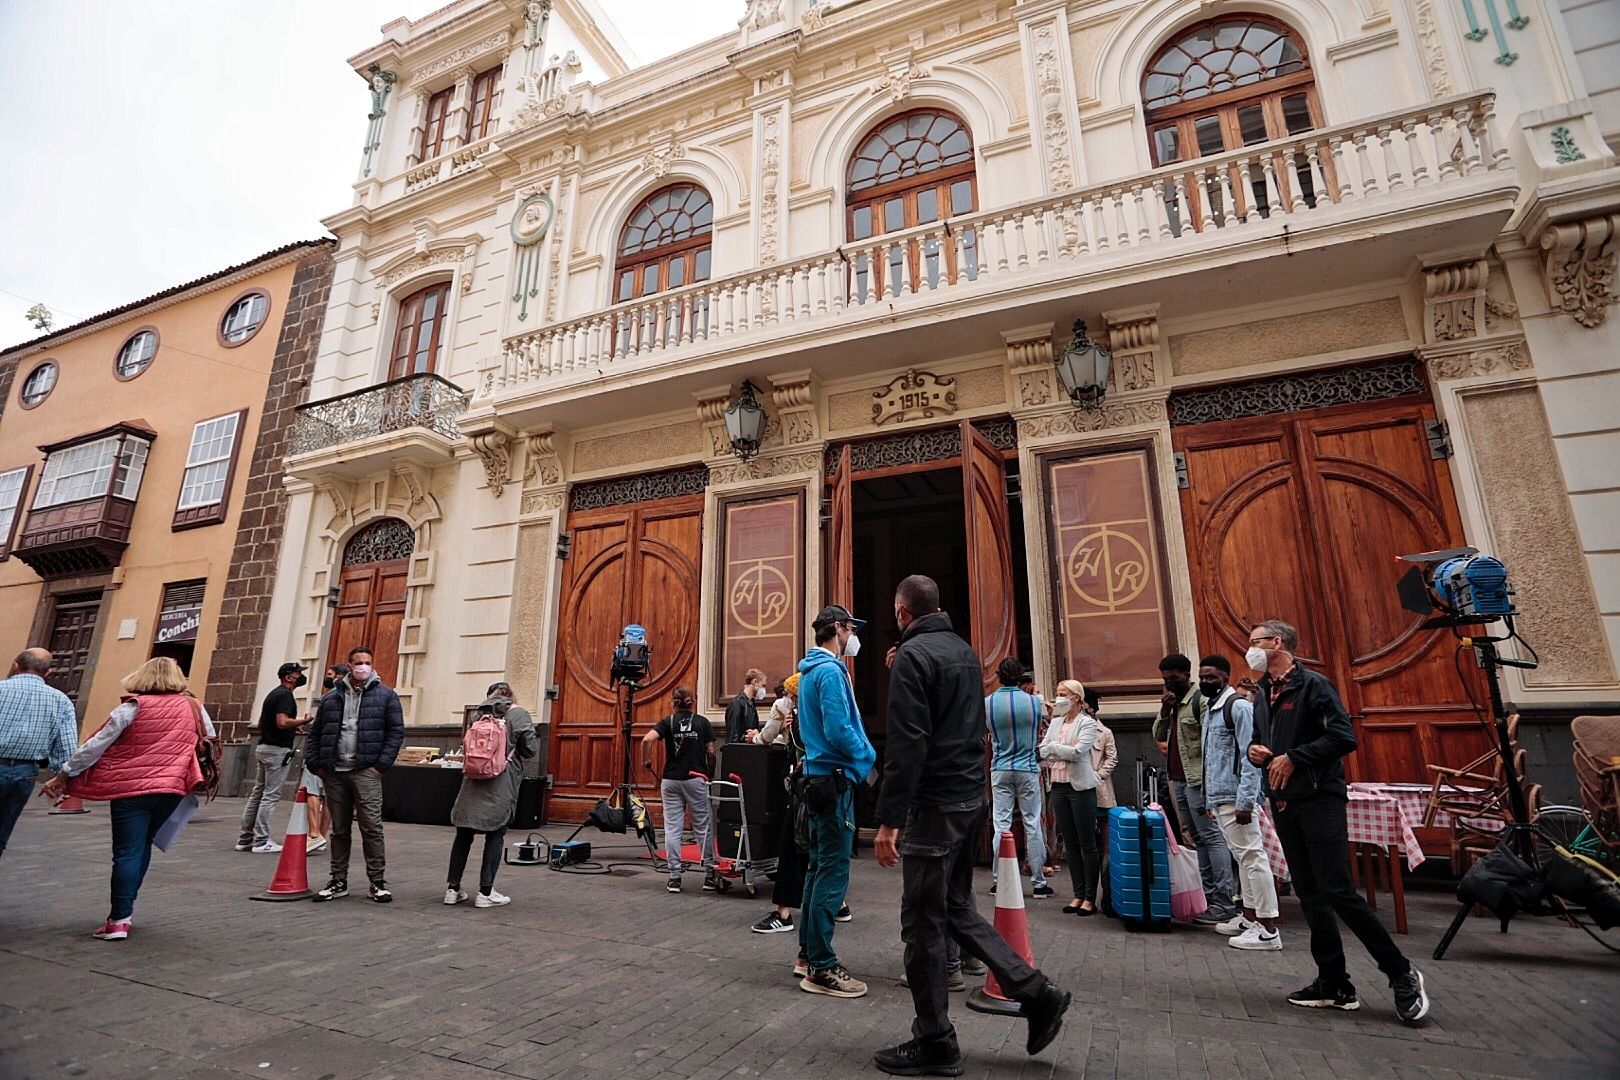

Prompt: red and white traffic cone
xmin=966 ymin=830 xmax=1038 ymax=1016
xmin=250 ymin=786 xmax=313 ymax=902
xmin=49 ymin=794 xmax=90 ymax=815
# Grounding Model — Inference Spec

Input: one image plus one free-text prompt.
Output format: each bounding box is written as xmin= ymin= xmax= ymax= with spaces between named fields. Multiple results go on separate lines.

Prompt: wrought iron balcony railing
xmin=483 ymin=91 xmax=1512 ymax=399
xmin=289 ymin=373 xmax=469 ymax=457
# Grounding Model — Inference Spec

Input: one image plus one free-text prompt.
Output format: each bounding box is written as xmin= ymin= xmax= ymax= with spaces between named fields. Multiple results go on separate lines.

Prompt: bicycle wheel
xmin=1536 ymin=805 xmax=1592 ymax=854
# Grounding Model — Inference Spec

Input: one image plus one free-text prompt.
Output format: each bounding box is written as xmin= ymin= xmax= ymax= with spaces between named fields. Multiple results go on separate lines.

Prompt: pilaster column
xmin=1016 ymin=0 xmax=1085 ymax=194
xmin=405 ymin=89 xmax=430 ymax=167
xmin=1001 ymin=323 xmax=1060 ymax=413
xmin=446 ymin=66 xmax=477 ymax=152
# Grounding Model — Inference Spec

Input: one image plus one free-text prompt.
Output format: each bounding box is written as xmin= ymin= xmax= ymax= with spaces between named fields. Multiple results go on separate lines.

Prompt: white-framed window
xmin=33 ymin=434 xmax=151 ymax=509
xmin=19 ymin=361 xmax=57 ymax=408
xmin=115 ymin=330 xmax=158 ymax=379
xmin=220 ymin=292 xmax=269 ymax=345
xmin=0 ymin=467 xmax=28 ymax=546
xmin=177 ymin=412 xmax=242 ymax=509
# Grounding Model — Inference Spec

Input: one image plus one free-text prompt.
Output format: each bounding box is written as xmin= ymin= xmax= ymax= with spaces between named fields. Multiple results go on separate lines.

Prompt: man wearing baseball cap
xmin=235 ymin=662 xmax=309 ymax=853
xmin=794 ymin=604 xmax=877 ymax=999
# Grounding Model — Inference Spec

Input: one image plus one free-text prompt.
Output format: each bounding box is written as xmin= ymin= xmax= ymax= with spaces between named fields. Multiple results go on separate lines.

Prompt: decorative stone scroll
xmin=361 ymin=65 xmax=396 ymax=178
xmin=873 ymin=63 xmax=930 ymax=103
xmin=469 ymin=430 xmax=514 ymax=497
xmin=510 ymin=191 xmax=555 ymax=322
xmin=1423 ymin=259 xmax=1489 ymax=343
xmin=1104 ymin=307 xmax=1161 ymax=392
xmin=769 ymin=372 xmax=819 ymax=446
xmin=1422 ymin=338 xmax=1531 ymax=381
xmin=412 ymin=31 xmax=510 ymax=84
xmin=641 ymin=136 xmax=686 ymax=179
xmin=1002 ymin=325 xmax=1057 ymax=410
xmin=872 ymin=369 xmax=958 ymax=425
xmin=523 ymin=429 xmax=563 ymax=486
xmin=1540 ymin=213 xmax=1619 ymax=328
xmin=1017 ymin=400 xmax=1168 ymax=441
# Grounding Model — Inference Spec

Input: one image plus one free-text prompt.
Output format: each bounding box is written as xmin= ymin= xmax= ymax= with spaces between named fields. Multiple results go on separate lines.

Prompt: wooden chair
xmin=1571 ymin=715 xmax=1620 ymax=858
xmin=1423 ymin=715 xmax=1519 ymax=828
xmin=1450 ymin=782 xmax=1540 ymax=877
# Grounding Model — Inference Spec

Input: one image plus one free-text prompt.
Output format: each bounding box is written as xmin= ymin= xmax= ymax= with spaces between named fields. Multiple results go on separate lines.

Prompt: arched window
xmin=613 ymin=184 xmax=714 ymax=304
xmin=388 ymin=281 xmax=451 ymax=380
xmin=343 ymin=517 xmax=416 ymax=565
xmin=1142 ymin=16 xmax=1323 ymax=225
xmin=846 ymin=109 xmax=978 ymax=298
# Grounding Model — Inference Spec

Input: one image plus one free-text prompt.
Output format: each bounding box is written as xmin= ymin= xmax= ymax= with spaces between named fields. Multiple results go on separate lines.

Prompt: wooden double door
xmin=1173 ymin=397 xmax=1490 ymax=783
xmin=550 ymin=495 xmax=704 ymax=822
xmin=47 ymin=591 xmax=103 ymax=712
xmin=325 ymin=560 xmax=407 ymax=687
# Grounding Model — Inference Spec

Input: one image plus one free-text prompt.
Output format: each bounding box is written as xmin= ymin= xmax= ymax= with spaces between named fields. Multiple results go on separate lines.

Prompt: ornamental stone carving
xmin=412 ymin=31 xmax=510 ymax=84
xmin=1423 ymin=340 xmax=1531 ymax=381
xmin=520 ymin=490 xmax=566 ymax=515
xmin=770 ymin=372 xmax=819 ymax=445
xmin=641 ymin=137 xmax=686 ymax=178
xmin=873 ymin=63 xmax=929 ymax=102
xmin=760 ymin=110 xmax=782 ymax=264
xmin=1415 ymin=1 xmax=1456 ymax=98
xmin=382 ymin=244 xmax=473 ymax=288
xmin=1032 ymin=22 xmax=1076 ymax=191
xmin=1001 ymin=325 xmax=1057 ymax=412
xmin=1422 ymin=259 xmax=1488 ymax=343
xmin=1104 ymin=308 xmax=1161 ymax=392
xmin=743 ymin=0 xmax=784 ymax=31
xmin=1540 ymin=213 xmax=1619 ymax=328
xmin=1016 ymin=399 xmax=1167 ymax=441
xmin=469 ymin=430 xmax=514 ymax=497
xmin=523 ymin=430 xmax=563 ymax=486
xmin=710 ymin=449 xmax=822 ymax=487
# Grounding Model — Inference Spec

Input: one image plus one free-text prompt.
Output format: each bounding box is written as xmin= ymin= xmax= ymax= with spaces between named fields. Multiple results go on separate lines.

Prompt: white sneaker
xmin=1230 ymin=924 xmax=1283 ymax=951
xmin=444 ymin=888 xmax=468 ymax=905
xmin=306 ymin=836 xmax=329 ymax=854
xmin=475 ymin=890 xmax=511 ymax=908
xmin=252 ymin=840 xmax=283 ymax=854
xmin=1215 ymin=913 xmax=1253 ymax=936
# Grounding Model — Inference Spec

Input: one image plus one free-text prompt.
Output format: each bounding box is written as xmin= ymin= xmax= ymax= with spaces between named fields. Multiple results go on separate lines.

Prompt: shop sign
xmin=155 ymin=606 xmax=202 ymax=644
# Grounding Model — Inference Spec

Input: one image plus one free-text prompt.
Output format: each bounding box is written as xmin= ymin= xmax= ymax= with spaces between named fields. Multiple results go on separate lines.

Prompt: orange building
xmin=0 ymin=241 xmax=334 ymax=734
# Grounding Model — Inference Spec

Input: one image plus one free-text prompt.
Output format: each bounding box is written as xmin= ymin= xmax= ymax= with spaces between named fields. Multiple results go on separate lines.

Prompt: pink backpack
xmin=462 ymin=708 xmax=509 ymax=780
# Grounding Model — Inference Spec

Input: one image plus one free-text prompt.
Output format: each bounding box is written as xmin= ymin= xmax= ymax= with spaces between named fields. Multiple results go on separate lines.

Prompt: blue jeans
xmin=0 ymin=761 xmax=39 ymax=858
xmin=1172 ymin=780 xmax=1237 ymax=907
xmin=798 ymin=781 xmax=854 ymax=973
xmin=990 ymin=769 xmax=1046 ymax=887
xmin=109 ymin=794 xmax=184 ymax=921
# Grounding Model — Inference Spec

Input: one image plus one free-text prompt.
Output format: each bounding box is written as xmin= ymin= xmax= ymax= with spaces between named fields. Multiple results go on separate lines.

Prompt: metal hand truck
xmin=694 ymin=770 xmax=777 ymax=896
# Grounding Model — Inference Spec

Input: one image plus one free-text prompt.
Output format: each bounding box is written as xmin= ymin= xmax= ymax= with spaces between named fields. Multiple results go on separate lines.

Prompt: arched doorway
xmin=326 ymin=517 xmax=414 ymax=686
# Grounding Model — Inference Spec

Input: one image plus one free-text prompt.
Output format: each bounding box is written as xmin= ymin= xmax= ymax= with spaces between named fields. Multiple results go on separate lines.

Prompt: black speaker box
xmin=716 ymin=742 xmax=789 ymax=825
xmin=718 ymin=821 xmax=778 ymax=862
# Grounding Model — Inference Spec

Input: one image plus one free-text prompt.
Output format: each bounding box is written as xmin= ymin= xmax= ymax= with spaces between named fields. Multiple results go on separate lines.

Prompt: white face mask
xmin=843 ymin=633 xmax=862 ymax=659
xmin=1244 ymin=646 xmax=1268 ymax=672
xmin=754 ymin=686 xmax=768 ymax=701
xmin=1052 ymin=696 xmax=1073 ymax=717
xmin=351 ymin=664 xmax=373 ymax=682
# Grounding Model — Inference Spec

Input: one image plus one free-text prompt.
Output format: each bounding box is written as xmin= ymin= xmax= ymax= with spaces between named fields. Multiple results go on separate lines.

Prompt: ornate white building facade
xmin=269 ymin=0 xmax=1620 ymax=821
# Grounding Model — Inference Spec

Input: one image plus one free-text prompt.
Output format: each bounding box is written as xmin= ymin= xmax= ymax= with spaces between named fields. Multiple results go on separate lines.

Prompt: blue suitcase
xmin=1106 ymin=759 xmax=1171 ymax=931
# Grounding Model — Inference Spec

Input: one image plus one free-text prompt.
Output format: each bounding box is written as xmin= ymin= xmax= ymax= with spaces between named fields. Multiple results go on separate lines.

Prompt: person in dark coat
xmin=872 ymin=574 xmax=1071 ymax=1077
xmin=1246 ymin=619 xmax=1430 ymax=1023
xmin=444 ymin=682 xmax=538 ymax=908
xmin=305 ymin=646 xmax=404 ymax=903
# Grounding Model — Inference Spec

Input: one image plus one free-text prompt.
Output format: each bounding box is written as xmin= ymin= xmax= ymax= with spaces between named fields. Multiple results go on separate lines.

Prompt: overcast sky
xmin=0 ymin=1 xmax=737 ymax=350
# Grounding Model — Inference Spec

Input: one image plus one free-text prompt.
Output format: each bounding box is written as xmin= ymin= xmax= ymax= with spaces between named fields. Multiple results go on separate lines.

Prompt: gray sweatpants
xmin=238 ymin=744 xmax=293 ymax=846
xmin=660 ymin=776 xmax=713 ymax=880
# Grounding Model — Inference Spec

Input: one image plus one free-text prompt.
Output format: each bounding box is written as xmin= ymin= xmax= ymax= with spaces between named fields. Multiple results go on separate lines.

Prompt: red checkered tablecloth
xmin=1350 ymin=781 xmax=1505 ymax=833
xmin=1258 ymin=790 xmax=1425 ymax=880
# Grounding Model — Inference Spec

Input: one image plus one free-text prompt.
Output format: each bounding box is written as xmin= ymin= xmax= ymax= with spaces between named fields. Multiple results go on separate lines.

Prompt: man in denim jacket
xmin=1198 ymin=655 xmax=1281 ymax=950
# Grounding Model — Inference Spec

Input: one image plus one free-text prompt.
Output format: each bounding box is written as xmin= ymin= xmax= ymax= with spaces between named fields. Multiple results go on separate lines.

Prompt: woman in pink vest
xmin=40 ymin=657 xmax=211 ymax=941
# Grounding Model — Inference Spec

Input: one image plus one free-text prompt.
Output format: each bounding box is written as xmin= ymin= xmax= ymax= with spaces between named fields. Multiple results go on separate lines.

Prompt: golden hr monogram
xmin=730 ymin=562 xmax=792 ymax=634
xmin=1065 ymin=525 xmax=1150 ymax=612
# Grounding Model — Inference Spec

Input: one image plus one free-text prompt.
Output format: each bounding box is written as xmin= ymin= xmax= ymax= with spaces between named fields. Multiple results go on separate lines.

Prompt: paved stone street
xmin=1 ymin=797 xmax=1616 ymax=1080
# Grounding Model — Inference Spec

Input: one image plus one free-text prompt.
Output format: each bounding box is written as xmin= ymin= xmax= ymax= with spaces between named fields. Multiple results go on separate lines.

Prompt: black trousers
xmin=771 ymin=810 xmax=806 ymax=909
xmin=1049 ymin=786 xmax=1099 ymax=903
xmin=1272 ymin=795 xmax=1410 ymax=987
xmin=447 ymin=826 xmax=506 ymax=893
xmin=901 ymin=799 xmax=1048 ymax=1048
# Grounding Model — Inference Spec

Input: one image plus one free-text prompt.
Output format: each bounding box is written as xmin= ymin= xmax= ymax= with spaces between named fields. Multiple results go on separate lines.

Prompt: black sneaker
xmin=667 ymin=878 xmax=682 ymax=893
xmin=1022 ymin=983 xmax=1071 ymax=1055
xmin=702 ymin=872 xmax=720 ymax=892
xmin=1032 ymin=883 xmax=1055 ymax=898
xmin=1288 ymin=979 xmax=1360 ymax=1011
xmin=1391 ymin=968 xmax=1430 ymax=1023
xmin=752 ymin=911 xmax=794 ymax=934
xmin=873 ymin=1038 xmax=965 ymax=1077
xmin=369 ymin=883 xmax=393 ymax=903
xmin=835 ymin=904 xmax=853 ymax=923
xmin=312 ymin=879 xmax=348 ymax=902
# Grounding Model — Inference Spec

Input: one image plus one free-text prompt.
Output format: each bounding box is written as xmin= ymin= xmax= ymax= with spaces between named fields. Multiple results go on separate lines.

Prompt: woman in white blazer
xmin=1038 ymin=679 xmax=1100 ymax=915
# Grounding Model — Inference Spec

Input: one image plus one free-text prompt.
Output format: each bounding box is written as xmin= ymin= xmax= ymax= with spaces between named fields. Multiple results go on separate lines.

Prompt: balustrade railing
xmin=289 ymin=373 xmax=469 ymax=457
xmin=402 ymin=135 xmax=495 ymax=194
xmin=486 ymin=92 xmax=1510 ymax=398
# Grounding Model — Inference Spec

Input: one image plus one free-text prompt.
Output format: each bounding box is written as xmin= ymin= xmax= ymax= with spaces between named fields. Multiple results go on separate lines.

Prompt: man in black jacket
xmin=306 ymin=646 xmax=405 ymax=904
xmin=873 ymin=575 xmax=1070 ymax=1076
xmin=1246 ymin=619 xmax=1430 ymax=1023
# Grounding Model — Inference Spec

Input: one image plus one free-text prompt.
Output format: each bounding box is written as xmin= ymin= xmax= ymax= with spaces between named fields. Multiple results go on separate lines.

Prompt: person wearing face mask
xmin=234 ymin=663 xmax=309 ymax=854
xmin=306 ymin=647 xmax=405 ymax=904
xmin=725 ymin=668 xmax=769 ymax=744
xmin=1246 ymin=620 xmax=1429 ymax=1023
xmin=1152 ymin=653 xmax=1240 ymax=924
xmin=1038 ymin=679 xmax=1100 ymax=915
xmin=793 ymin=605 xmax=877 ymax=999
xmin=873 ymin=575 xmax=1071 ymax=1076
xmin=298 ymin=664 xmax=349 ymax=855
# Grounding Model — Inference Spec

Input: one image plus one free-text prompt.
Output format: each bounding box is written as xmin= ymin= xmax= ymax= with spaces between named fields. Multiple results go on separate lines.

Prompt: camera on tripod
xmin=612 ymin=624 xmax=651 ymax=685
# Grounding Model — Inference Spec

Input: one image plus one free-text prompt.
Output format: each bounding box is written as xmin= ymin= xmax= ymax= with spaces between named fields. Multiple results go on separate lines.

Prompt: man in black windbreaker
xmin=872 ymin=574 xmax=1070 ymax=1077
xmin=1246 ymin=619 xmax=1431 ymax=1024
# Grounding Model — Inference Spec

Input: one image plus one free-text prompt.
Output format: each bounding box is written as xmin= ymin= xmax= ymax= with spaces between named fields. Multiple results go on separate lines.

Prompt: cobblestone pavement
xmin=1 ymin=797 xmax=1616 ymax=1080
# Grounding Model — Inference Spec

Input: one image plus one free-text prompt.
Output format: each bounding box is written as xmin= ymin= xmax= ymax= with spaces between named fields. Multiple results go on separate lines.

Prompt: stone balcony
xmin=286 ymin=373 xmax=469 ymax=481
xmin=473 ymin=92 xmax=1519 ymax=431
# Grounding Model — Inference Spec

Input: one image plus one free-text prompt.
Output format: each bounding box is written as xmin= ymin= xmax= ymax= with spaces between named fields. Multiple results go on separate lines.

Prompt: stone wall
xmin=205 ymin=244 xmax=336 ymax=740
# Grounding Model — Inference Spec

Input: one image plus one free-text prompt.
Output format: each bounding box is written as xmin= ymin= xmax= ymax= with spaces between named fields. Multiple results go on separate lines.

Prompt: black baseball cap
xmin=812 ymin=604 xmax=866 ymax=634
xmin=278 ymin=662 xmax=307 ymax=679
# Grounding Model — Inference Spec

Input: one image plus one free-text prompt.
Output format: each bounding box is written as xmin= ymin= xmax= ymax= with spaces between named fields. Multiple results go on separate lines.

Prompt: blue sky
xmin=0 ymin=1 xmax=736 ymax=349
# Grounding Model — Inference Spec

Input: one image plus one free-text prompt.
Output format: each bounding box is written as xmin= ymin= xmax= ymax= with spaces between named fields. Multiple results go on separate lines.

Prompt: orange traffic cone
xmin=966 ymin=830 xmax=1038 ymax=1016
xmin=250 ymin=786 xmax=313 ymax=902
xmin=49 ymin=794 xmax=90 ymax=814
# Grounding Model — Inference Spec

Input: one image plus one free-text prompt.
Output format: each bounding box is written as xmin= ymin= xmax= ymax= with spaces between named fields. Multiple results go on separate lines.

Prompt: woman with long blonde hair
xmin=1037 ymin=679 xmax=1101 ymax=915
xmin=40 ymin=657 xmax=215 ymax=940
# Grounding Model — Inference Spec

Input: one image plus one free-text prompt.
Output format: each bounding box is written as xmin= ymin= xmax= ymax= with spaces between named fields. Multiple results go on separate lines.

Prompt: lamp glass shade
xmin=1056 ymin=336 xmax=1112 ymax=405
xmin=724 ymin=386 xmax=766 ymax=456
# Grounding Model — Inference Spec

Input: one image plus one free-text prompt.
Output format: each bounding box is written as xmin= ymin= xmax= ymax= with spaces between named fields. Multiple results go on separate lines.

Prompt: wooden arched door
xmin=550 ymin=493 xmax=704 ymax=822
xmin=326 ymin=518 xmax=413 ymax=686
xmin=1174 ymin=394 xmax=1491 ymax=784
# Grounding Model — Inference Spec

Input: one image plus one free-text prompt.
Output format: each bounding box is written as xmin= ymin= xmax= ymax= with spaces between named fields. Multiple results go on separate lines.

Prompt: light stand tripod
xmin=1432 ymin=616 xmax=1540 ymax=960
xmin=611 ymin=675 xmax=657 ymax=856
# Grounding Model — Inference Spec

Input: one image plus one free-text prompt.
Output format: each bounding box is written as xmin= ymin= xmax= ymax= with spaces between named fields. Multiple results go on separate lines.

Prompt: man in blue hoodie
xmin=794 ymin=604 xmax=877 ymax=1000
